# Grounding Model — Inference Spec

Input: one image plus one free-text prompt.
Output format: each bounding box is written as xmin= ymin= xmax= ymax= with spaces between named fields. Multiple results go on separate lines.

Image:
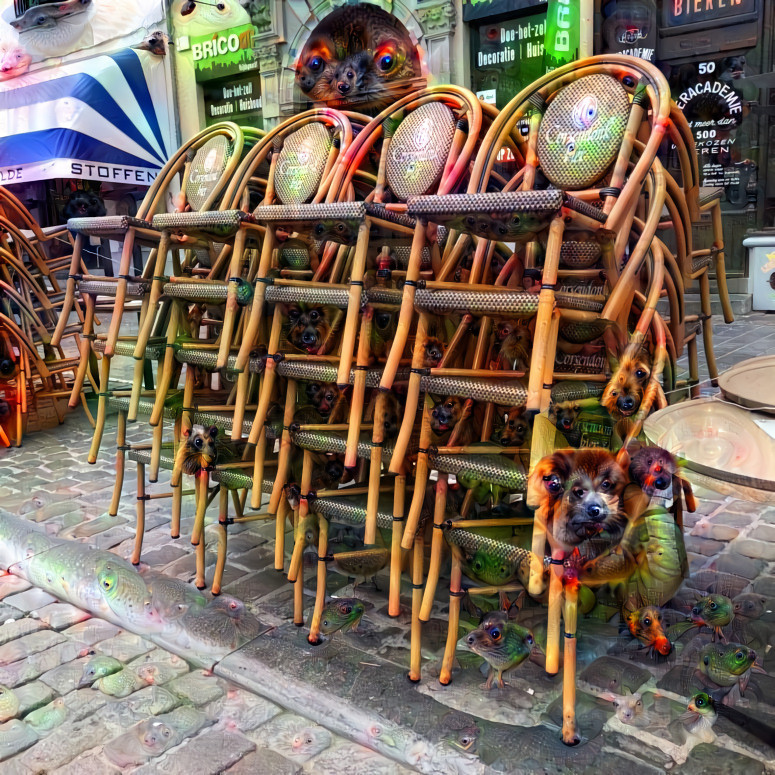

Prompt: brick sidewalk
xmin=0 ymin=313 xmax=773 ymax=773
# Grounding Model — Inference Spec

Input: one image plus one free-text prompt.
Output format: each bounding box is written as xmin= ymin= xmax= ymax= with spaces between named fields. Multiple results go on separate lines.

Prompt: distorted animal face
xmin=306 ymin=382 xmax=343 ymax=418
xmin=495 ymin=319 xmax=531 ymax=369
xmin=286 ymin=305 xmax=332 ymax=354
xmin=332 ymin=51 xmax=374 ymax=96
xmin=601 ymin=347 xmax=651 ymax=417
xmin=628 ymin=445 xmax=676 ymax=497
xmin=430 ymin=396 xmax=464 ymax=437
xmin=377 ymin=392 xmax=400 ymax=439
xmin=495 ymin=406 xmax=530 ymax=446
xmin=548 ymin=401 xmax=580 ymax=434
xmin=176 ymin=424 xmax=218 ymax=476
xmin=423 ymin=336 xmax=444 ymax=368
xmin=63 ymin=190 xmax=106 ymax=220
xmin=529 ymin=448 xmax=627 ymax=551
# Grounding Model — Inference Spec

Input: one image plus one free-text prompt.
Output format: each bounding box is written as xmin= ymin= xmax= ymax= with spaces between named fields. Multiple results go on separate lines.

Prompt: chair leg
xmin=149 ymin=421 xmax=163 ymax=483
xmin=687 ymin=336 xmax=700 ymax=398
xmin=711 ymin=201 xmax=734 ymax=325
xmin=439 ymin=551 xmax=463 ymax=685
xmin=308 ymin=515 xmax=329 ymax=645
xmin=561 ymin=580 xmax=580 ymax=745
xmin=68 ymin=292 xmax=96 ymax=409
xmin=109 ymin=411 xmax=127 ymax=517
xmin=409 ymin=535 xmax=424 ymax=683
xmin=389 ymin=474 xmax=405 ymax=618
xmin=699 ymin=272 xmax=719 ymax=386
xmin=212 ymin=487 xmax=229 ymax=596
xmin=87 ymin=355 xmax=111 ymax=464
xmin=131 ymin=462 xmax=146 ymax=565
xmin=420 ymin=476 xmax=448 ymax=621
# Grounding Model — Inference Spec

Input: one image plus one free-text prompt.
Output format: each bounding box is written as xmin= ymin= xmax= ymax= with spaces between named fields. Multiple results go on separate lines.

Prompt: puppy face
xmin=286 ymin=305 xmax=333 ymax=354
xmin=430 ymin=396 xmax=463 ymax=437
xmin=495 ymin=319 xmax=531 ymax=369
xmin=422 ymin=336 xmax=445 ymax=368
xmin=63 ymin=190 xmax=106 ymax=220
xmin=548 ymin=401 xmax=580 ymax=433
xmin=375 ymin=392 xmax=400 ymax=440
xmin=628 ymin=445 xmax=676 ymax=497
xmin=494 ymin=406 xmax=530 ymax=446
xmin=306 ymin=382 xmax=343 ymax=419
xmin=528 ymin=449 xmax=627 ymax=550
xmin=176 ymin=424 xmax=218 ymax=476
xmin=602 ymin=347 xmax=651 ymax=417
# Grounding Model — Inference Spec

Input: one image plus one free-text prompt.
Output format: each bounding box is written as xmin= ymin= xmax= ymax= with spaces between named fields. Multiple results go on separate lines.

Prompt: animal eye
xmin=376 ymin=313 xmax=391 ymax=328
xmin=309 ymin=56 xmax=324 ymax=72
xmin=710 ymin=602 xmax=717 ymax=610
xmin=445 ymin=401 xmax=454 ymax=408
xmin=735 ymin=651 xmax=745 ymax=660
xmin=490 ymin=628 xmax=501 ymax=641
xmin=36 ymin=14 xmax=46 ymax=25
xmin=512 ymin=216 xmax=520 ymax=225
xmin=526 ymin=634 xmax=534 ymax=645
xmin=325 ymin=393 xmax=334 ymax=402
xmin=310 ymin=310 xmax=320 ymax=321
xmin=288 ymin=308 xmax=300 ymax=321
xmin=636 ymin=699 xmax=642 ymax=706
xmin=613 ymin=700 xmax=620 ymax=707
xmin=343 ymin=604 xmax=352 ymax=614
xmin=703 ymin=656 xmax=710 ymax=665
xmin=543 ymin=475 xmax=562 ymax=494
xmin=572 ymin=486 xmax=584 ymax=498
xmin=194 ymin=437 xmax=204 ymax=449
xmin=644 ymin=618 xmax=651 ymax=626
xmin=216 ymin=1 xmax=226 ymax=8
xmin=635 ymin=369 xmax=648 ymax=379
xmin=600 ymin=479 xmax=611 ymax=490
xmin=377 ymin=53 xmax=394 ymax=71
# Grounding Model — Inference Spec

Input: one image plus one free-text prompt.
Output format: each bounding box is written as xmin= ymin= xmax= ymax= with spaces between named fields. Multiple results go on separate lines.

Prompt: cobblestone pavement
xmin=0 ymin=313 xmax=774 ymax=773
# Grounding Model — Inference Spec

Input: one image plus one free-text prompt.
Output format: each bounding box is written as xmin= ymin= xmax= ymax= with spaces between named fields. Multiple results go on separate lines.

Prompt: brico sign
xmin=192 ymin=23 xmax=257 ymax=81
xmin=545 ymin=0 xmax=579 ymax=66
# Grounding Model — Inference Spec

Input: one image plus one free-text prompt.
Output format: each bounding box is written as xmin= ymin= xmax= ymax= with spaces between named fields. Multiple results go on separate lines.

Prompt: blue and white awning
xmin=0 ymin=48 xmax=175 ymax=185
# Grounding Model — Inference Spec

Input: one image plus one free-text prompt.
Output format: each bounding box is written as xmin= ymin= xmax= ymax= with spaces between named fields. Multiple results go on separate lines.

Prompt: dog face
xmin=375 ymin=391 xmax=400 ymax=440
xmin=306 ymin=382 xmax=343 ymax=419
xmin=494 ymin=406 xmax=530 ymax=446
xmin=286 ymin=305 xmax=333 ymax=354
xmin=601 ymin=346 xmax=651 ymax=418
xmin=63 ymin=190 xmax=106 ymax=221
xmin=548 ymin=400 xmax=580 ymax=433
xmin=629 ymin=445 xmax=676 ymax=497
xmin=430 ymin=396 xmax=464 ymax=438
xmin=528 ymin=448 xmax=627 ymax=551
xmin=494 ymin=319 xmax=531 ymax=370
xmin=422 ymin=336 xmax=445 ymax=368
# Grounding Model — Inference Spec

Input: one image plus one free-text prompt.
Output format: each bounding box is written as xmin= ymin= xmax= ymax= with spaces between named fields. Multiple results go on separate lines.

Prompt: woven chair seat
xmin=276 ymin=360 xmax=406 ymax=388
xmin=265 ymin=285 xmax=351 ymax=308
xmin=94 ymin=338 xmax=164 ymax=359
xmin=291 ymin=430 xmax=396 ymax=461
xmin=152 ymin=210 xmax=254 ymax=239
xmin=444 ymin=528 xmax=533 ymax=584
xmin=364 ymin=202 xmax=417 ymax=230
xmin=79 ymin=278 xmax=149 ymax=299
xmin=430 ymin=453 xmax=527 ymax=490
xmin=163 ymin=279 xmax=252 ymax=307
xmin=128 ymin=446 xmax=175 ymax=467
xmin=550 ymin=382 xmax=605 ymax=403
xmin=419 ymin=376 xmax=527 ymax=405
xmin=67 ymin=215 xmax=152 ymax=238
xmin=364 ymin=287 xmax=403 ymax=305
xmin=560 ymin=241 xmax=601 ymax=269
xmin=692 ymin=254 xmax=713 ymax=273
xmin=109 ymin=395 xmax=179 ymax=420
xmin=253 ymin=202 xmax=365 ymax=245
xmin=699 ymin=187 xmax=724 ymax=207
xmin=313 ymin=495 xmax=399 ymax=533
xmin=414 ymin=289 xmax=540 ymax=316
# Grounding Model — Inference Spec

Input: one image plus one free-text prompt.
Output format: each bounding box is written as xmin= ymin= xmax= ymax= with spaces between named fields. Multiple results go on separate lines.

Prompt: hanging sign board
xmin=192 ymin=23 xmax=257 ymax=81
xmin=201 ymin=75 xmax=263 ymax=128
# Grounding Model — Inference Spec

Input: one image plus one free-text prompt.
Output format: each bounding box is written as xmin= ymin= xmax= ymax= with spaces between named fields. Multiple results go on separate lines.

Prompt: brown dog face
xmin=306 ymin=382 xmax=345 ymax=419
xmin=548 ymin=401 xmax=581 ymax=434
xmin=422 ymin=336 xmax=445 ymax=369
xmin=494 ymin=319 xmax=532 ymax=370
xmin=602 ymin=346 xmax=651 ymax=418
xmin=528 ymin=448 xmax=627 ymax=551
xmin=286 ymin=305 xmax=333 ymax=354
xmin=375 ymin=391 xmax=400 ymax=440
xmin=430 ymin=396 xmax=464 ymax=438
xmin=494 ymin=406 xmax=530 ymax=446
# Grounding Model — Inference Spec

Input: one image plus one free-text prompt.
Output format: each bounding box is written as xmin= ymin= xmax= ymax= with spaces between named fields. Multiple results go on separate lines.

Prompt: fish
xmin=319 ymin=598 xmax=365 ymax=636
xmin=460 ymin=611 xmax=534 ymax=690
xmin=445 ymin=211 xmax=556 ymax=244
xmin=623 ymin=605 xmax=672 ymax=657
xmin=331 ymin=548 xmax=389 ymax=589
xmin=93 ymin=666 xmax=149 ymax=698
xmin=77 ymin=655 xmax=123 ymax=688
xmin=10 ymin=0 xmax=95 ymax=57
xmin=444 ymin=528 xmax=534 ymax=589
xmin=669 ymin=594 xmax=734 ymax=643
xmin=0 ymin=685 xmax=19 ymax=722
xmin=95 ymin=559 xmax=163 ymax=631
xmin=697 ymin=642 xmax=757 ymax=690
xmin=23 ymin=697 xmax=67 ymax=733
xmin=686 ymin=692 xmax=775 ymax=749
xmin=681 ymin=692 xmax=718 ymax=744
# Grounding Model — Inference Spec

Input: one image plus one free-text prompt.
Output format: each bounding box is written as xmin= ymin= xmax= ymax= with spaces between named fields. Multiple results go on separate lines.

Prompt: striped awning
xmin=0 ymin=48 xmax=175 ymax=185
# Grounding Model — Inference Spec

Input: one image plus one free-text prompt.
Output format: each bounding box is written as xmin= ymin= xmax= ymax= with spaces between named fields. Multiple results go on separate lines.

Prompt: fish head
xmin=319 ymin=598 xmax=365 ymax=635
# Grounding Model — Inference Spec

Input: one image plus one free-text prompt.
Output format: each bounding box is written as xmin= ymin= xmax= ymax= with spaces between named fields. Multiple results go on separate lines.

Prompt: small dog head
xmin=63 ymin=190 xmax=107 ymax=221
xmin=548 ymin=400 xmax=581 ymax=433
xmin=494 ymin=406 xmax=530 ymax=446
xmin=430 ymin=396 xmax=464 ymax=437
xmin=306 ymin=382 xmax=343 ymax=419
xmin=602 ymin=345 xmax=651 ymax=417
xmin=176 ymin=424 xmax=218 ymax=476
xmin=628 ymin=445 xmax=676 ymax=497
xmin=528 ymin=448 xmax=627 ymax=551
xmin=286 ymin=305 xmax=333 ymax=354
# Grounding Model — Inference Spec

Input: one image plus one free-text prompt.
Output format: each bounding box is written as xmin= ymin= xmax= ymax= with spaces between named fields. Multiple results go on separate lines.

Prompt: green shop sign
xmin=192 ymin=23 xmax=257 ymax=81
xmin=543 ymin=0 xmax=579 ymax=70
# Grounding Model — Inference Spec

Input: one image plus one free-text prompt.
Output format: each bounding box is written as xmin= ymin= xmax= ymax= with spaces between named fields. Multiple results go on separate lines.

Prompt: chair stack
xmin=62 ymin=55 xmax=732 ymax=747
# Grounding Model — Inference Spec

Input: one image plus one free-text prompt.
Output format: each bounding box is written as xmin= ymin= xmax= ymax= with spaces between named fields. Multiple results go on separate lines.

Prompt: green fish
xmin=94 ymin=667 xmax=148 ymax=698
xmin=687 ymin=594 xmax=734 ymax=642
xmin=0 ymin=684 xmax=19 ymax=722
xmin=460 ymin=612 xmax=534 ymax=689
xmin=78 ymin=655 xmax=123 ymax=688
xmin=24 ymin=697 xmax=67 ymax=733
xmin=95 ymin=560 xmax=163 ymax=631
xmin=697 ymin=642 xmax=757 ymax=688
xmin=319 ymin=598 xmax=365 ymax=635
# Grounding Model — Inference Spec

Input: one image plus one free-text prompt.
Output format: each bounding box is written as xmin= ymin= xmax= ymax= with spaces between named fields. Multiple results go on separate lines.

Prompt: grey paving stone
xmin=3 ymin=588 xmax=59 ymax=613
xmin=62 ymin=619 xmax=121 ymax=646
xmin=135 ymin=544 xmax=188 ymax=567
xmin=223 ymin=568 xmax=289 ymax=600
xmin=684 ymin=535 xmax=726 ymax=556
xmin=64 ymin=514 xmax=127 ymax=539
xmin=752 ymin=523 xmax=775 ymax=542
xmin=724 ymin=499 xmax=767 ymax=515
xmin=0 ymin=577 xmax=31 ymax=601
xmin=752 ymin=575 xmax=775 ymax=597
xmin=167 ymin=670 xmax=227 ymax=706
xmin=731 ymin=538 xmax=775 ymax=561
xmin=62 ymin=688 xmax=109 ymax=723
xmin=711 ymin=510 xmax=757 ymax=528
xmin=224 ymin=748 xmax=302 ymax=775
xmin=0 ymin=720 xmax=38 ymax=762
xmin=50 ymin=749 xmax=121 ymax=775
xmin=710 ymin=551 xmax=766 ymax=580
xmin=205 ymin=688 xmax=281 ymax=732
xmin=17 ymin=716 xmax=111 ymax=771
xmin=93 ymin=631 xmax=155 ymax=662
xmin=38 ymin=655 xmax=93 ymax=695
xmin=133 ymin=729 xmax=256 ymax=775
xmin=34 ymin=604 xmax=91 ymax=630
xmin=690 ymin=520 xmax=739 ymax=541
xmin=0 ymin=618 xmax=45 ymax=646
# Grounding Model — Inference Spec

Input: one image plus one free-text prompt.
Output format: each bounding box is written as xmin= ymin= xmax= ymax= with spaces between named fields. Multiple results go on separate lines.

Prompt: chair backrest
xmin=535 ymin=74 xmax=631 ymax=190
xmin=184 ymin=134 xmax=235 ymax=213
xmin=274 ymin=122 xmax=334 ymax=205
xmin=385 ymin=103 xmax=458 ymax=200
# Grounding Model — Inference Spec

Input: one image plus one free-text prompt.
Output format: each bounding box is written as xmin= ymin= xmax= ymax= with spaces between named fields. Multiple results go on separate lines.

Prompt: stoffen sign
xmin=192 ymin=23 xmax=257 ymax=82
